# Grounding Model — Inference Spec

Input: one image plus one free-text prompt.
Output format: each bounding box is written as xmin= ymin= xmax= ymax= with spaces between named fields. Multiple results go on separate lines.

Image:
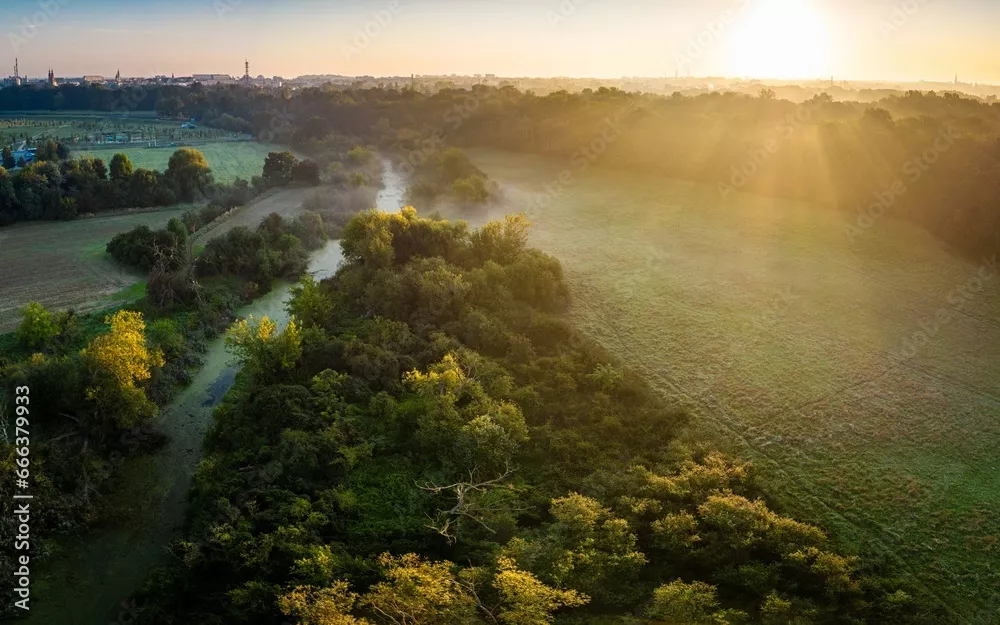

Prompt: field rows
xmin=0 ymin=209 xmax=189 ymax=332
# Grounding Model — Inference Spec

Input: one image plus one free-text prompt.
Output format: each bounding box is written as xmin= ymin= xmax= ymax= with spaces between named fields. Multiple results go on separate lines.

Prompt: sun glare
xmin=725 ymin=0 xmax=831 ymax=79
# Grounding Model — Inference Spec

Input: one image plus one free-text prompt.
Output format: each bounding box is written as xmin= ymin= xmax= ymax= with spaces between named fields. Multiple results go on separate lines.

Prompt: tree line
xmin=124 ymin=210 xmax=941 ymax=624
xmin=0 ymin=144 xmax=319 ymax=227
xmin=78 ymin=82 xmax=998 ymax=264
xmin=0 ymin=143 xmax=209 ymax=225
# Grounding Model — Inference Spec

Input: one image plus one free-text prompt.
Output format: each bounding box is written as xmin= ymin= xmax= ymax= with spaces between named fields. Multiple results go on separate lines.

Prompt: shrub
xmin=16 ymin=302 xmax=59 ymax=349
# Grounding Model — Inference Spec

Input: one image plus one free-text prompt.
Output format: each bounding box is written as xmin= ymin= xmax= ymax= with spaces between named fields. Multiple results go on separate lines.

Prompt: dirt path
xmin=191 ymin=187 xmax=315 ymax=243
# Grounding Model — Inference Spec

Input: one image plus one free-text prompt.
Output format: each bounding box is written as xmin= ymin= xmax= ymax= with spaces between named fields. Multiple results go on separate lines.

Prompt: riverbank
xmin=20 ymin=159 xmax=406 ymax=624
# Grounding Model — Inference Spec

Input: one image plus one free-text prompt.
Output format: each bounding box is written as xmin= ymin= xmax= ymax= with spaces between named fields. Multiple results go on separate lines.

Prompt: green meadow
xmin=468 ymin=148 xmax=1000 ymax=621
xmin=73 ymin=141 xmax=291 ymax=183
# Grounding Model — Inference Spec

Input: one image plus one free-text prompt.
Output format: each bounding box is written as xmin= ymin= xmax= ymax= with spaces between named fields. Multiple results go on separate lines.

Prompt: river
xmin=22 ymin=160 xmax=406 ymax=624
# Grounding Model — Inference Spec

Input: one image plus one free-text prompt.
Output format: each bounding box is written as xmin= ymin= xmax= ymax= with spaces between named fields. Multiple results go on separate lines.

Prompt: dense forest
xmin=124 ymin=210 xmax=939 ymax=624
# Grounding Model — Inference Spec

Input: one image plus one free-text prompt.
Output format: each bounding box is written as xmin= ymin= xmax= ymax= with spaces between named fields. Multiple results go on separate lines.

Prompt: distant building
xmin=6 ymin=58 xmax=22 ymax=87
xmin=47 ymin=69 xmax=57 ymax=87
xmin=192 ymin=73 xmax=235 ymax=86
xmin=82 ymin=75 xmax=104 ymax=84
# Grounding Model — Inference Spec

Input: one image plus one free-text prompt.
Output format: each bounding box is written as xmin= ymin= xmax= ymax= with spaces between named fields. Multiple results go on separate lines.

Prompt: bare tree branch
xmin=418 ymin=462 xmax=525 ymax=544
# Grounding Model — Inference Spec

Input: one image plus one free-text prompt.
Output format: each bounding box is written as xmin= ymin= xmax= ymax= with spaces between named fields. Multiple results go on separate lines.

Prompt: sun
xmin=724 ymin=0 xmax=831 ymax=79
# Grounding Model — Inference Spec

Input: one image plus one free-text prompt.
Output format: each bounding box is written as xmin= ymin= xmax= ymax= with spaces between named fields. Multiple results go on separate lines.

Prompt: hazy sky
xmin=2 ymin=0 xmax=999 ymax=83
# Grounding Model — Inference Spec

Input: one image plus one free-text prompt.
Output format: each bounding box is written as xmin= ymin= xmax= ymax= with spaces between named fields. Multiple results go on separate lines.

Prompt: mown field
xmin=0 ymin=185 xmax=316 ymax=333
xmin=73 ymin=141 xmax=291 ymax=184
xmin=0 ymin=207 xmax=190 ymax=333
xmin=467 ymin=148 xmax=1000 ymax=622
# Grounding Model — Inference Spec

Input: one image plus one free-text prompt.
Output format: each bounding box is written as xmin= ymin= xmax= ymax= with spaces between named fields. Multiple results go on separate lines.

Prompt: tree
xmin=34 ymin=139 xmax=65 ymax=162
xmin=451 ymin=175 xmax=490 ymax=204
xmin=469 ymin=213 xmax=530 ymax=265
xmin=346 ymin=146 xmax=374 ymax=165
xmin=1 ymin=146 xmax=14 ymax=169
xmin=166 ymin=216 xmax=188 ymax=245
xmin=647 ymin=580 xmax=746 ymax=624
xmin=16 ymin=302 xmax=59 ymax=350
xmin=0 ymin=166 xmax=18 ymax=224
xmin=361 ymin=553 xmax=479 ymax=625
xmin=156 ymin=96 xmax=184 ymax=119
xmin=128 ymin=168 xmax=160 ymax=206
xmin=280 ymin=582 xmax=370 ymax=625
xmin=501 ymin=493 xmax=647 ymax=607
xmin=225 ymin=315 xmax=302 ymax=382
xmin=81 ymin=310 xmax=164 ymax=429
xmin=493 ymin=557 xmax=588 ymax=625
xmin=861 ymin=107 xmax=894 ymax=129
xmin=263 ymin=150 xmax=298 ymax=186
xmin=110 ymin=152 xmax=134 ymax=182
xmin=289 ymin=275 xmax=334 ymax=328
xmin=165 ymin=148 xmax=213 ymax=201
xmin=293 ymin=159 xmax=321 ymax=185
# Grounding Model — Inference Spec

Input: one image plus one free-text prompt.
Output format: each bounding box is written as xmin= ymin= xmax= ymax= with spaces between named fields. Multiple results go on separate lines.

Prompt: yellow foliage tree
xmin=493 ymin=556 xmax=588 ymax=625
xmin=362 ymin=553 xmax=478 ymax=624
xmin=226 ymin=315 xmax=303 ymax=379
xmin=279 ymin=582 xmax=370 ymax=625
xmin=403 ymin=353 xmax=466 ymax=399
xmin=82 ymin=310 xmax=164 ymax=429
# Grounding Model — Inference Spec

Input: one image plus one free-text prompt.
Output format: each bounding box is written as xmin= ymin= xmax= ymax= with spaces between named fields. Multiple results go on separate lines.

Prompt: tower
xmin=116 ymin=68 xmax=121 ymax=85
xmin=244 ymin=58 xmax=250 ymax=81
xmin=48 ymin=68 xmax=56 ymax=87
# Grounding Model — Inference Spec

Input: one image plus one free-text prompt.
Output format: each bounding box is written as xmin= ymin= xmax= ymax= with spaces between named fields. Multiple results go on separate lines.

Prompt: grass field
xmin=467 ymin=148 xmax=1000 ymax=622
xmin=73 ymin=141 xmax=291 ymax=184
xmin=0 ymin=207 xmax=190 ymax=333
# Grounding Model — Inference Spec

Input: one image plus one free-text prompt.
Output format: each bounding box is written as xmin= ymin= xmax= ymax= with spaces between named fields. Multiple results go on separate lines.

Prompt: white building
xmin=192 ymin=74 xmax=235 ymax=86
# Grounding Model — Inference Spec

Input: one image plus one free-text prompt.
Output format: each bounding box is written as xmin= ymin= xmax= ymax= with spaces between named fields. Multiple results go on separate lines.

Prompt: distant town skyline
xmin=2 ymin=0 xmax=1000 ymax=84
